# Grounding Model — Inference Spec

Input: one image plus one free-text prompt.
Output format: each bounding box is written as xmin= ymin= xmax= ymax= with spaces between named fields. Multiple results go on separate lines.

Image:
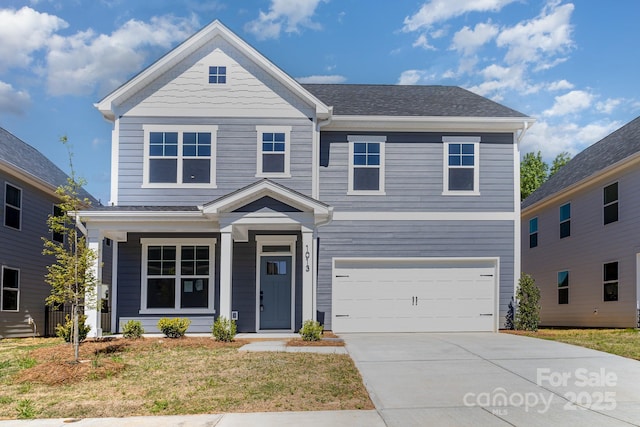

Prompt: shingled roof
xmin=0 ymin=128 xmax=97 ymax=204
xmin=302 ymin=84 xmax=527 ymax=118
xmin=522 ymin=116 xmax=640 ymax=209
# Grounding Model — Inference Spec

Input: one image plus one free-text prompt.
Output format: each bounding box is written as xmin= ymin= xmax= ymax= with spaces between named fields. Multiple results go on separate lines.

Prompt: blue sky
xmin=1 ymin=0 xmax=639 ymax=204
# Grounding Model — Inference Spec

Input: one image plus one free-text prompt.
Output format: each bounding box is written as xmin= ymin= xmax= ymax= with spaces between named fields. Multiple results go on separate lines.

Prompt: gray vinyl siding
xmin=319 ymin=132 xmax=515 ymax=212
xmin=0 ymin=172 xmax=57 ymax=338
xmin=522 ymin=166 xmax=640 ymax=327
xmin=316 ymin=220 xmax=515 ymax=330
xmin=116 ymin=117 xmax=313 ymax=206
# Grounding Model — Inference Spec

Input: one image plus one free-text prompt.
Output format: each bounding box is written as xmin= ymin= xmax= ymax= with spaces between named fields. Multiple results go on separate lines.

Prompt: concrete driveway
xmin=343 ymin=332 xmax=640 ymax=427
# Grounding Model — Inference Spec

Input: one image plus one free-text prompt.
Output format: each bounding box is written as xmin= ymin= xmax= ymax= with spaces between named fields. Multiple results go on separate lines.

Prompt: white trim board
xmin=332 ymin=211 xmax=517 ymax=221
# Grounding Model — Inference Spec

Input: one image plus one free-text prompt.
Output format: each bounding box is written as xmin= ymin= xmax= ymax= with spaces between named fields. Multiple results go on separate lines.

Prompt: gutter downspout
xmin=313 ymin=114 xmax=333 ymax=200
xmin=517 ymin=120 xmax=532 ymax=144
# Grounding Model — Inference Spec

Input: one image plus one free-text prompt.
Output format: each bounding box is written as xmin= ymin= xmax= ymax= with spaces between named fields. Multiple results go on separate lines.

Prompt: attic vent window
xmin=209 ymin=66 xmax=226 ymax=84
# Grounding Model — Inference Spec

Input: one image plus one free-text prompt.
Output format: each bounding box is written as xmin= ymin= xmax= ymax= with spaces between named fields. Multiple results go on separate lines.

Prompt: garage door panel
xmin=332 ymin=260 xmax=497 ymax=333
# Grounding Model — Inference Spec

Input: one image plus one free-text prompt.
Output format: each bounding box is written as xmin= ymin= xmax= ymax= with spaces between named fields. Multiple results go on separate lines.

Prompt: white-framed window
xmin=143 ymin=125 xmax=218 ymax=188
xmin=603 ymin=182 xmax=618 ymax=225
xmin=208 ymin=66 xmax=227 ymax=84
xmin=348 ymin=135 xmax=386 ymax=195
xmin=557 ymin=270 xmax=569 ymax=304
xmin=4 ymin=183 xmax=21 ymax=230
xmin=256 ymin=126 xmax=292 ymax=178
xmin=560 ymin=202 xmax=571 ymax=238
xmin=1 ymin=266 xmax=19 ymax=312
xmin=443 ymin=137 xmax=480 ymax=195
xmin=529 ymin=217 xmax=538 ymax=248
xmin=140 ymin=238 xmax=216 ymax=314
xmin=603 ymin=261 xmax=618 ymax=302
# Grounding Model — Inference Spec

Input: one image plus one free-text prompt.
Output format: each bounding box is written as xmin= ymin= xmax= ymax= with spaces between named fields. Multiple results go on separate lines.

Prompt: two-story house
xmin=81 ymin=21 xmax=533 ymax=336
xmin=522 ymin=116 xmax=640 ymax=328
xmin=0 ymin=128 xmax=104 ymax=338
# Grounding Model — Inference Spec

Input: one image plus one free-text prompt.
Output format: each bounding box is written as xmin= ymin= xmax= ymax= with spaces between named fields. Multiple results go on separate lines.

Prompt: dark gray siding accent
xmin=0 ymin=171 xmax=58 ymax=338
xmin=231 ymin=240 xmax=256 ymax=332
xmin=117 ymin=117 xmax=313 ymax=206
xmin=316 ymin=220 xmax=515 ymax=330
xmin=233 ymin=196 xmax=301 ymax=213
xmin=319 ymin=132 xmax=515 ymax=212
xmin=115 ymin=233 xmax=220 ymax=331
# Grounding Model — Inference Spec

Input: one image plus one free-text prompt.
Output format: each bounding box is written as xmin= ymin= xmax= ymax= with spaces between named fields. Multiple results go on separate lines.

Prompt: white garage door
xmin=332 ymin=258 xmax=498 ymax=333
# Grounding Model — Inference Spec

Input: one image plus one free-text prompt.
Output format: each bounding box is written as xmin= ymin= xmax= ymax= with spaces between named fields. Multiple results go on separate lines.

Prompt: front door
xmin=259 ymin=256 xmax=292 ymax=330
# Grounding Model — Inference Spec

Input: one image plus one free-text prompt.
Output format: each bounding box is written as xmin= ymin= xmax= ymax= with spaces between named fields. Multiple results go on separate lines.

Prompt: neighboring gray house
xmin=522 ymin=116 xmax=640 ymax=328
xmin=0 ymin=128 xmax=105 ymax=338
xmin=81 ymin=20 xmax=533 ymax=336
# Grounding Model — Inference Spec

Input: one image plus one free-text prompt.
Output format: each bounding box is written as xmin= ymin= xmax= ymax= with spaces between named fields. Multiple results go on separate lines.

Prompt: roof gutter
xmin=517 ymin=119 xmax=535 ymax=143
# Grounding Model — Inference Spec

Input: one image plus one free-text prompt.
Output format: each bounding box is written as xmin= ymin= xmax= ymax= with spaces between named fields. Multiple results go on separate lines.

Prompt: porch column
xmin=302 ymin=228 xmax=314 ymax=321
xmin=85 ymin=226 xmax=102 ymax=338
xmin=219 ymin=228 xmax=233 ymax=320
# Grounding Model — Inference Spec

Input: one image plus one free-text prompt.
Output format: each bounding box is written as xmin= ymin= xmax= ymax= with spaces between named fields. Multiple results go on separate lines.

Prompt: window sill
xmin=139 ymin=308 xmax=215 ymax=315
xmin=441 ymin=191 xmax=481 ymax=196
xmin=142 ymin=183 xmax=218 ymax=189
xmin=347 ymin=190 xmax=386 ymax=196
xmin=255 ymin=173 xmax=292 ymax=179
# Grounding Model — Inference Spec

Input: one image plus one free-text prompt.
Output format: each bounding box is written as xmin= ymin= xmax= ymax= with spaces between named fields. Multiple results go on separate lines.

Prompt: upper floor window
xmin=557 ymin=270 xmax=569 ymax=304
xmin=141 ymin=238 xmax=216 ymax=313
xmin=52 ymin=205 xmax=64 ymax=243
xmin=256 ymin=126 xmax=291 ymax=178
xmin=1 ymin=266 xmax=19 ymax=311
xmin=559 ymin=203 xmax=571 ymax=239
xmin=348 ymin=136 xmax=386 ymax=195
xmin=603 ymin=182 xmax=618 ymax=225
xmin=603 ymin=262 xmax=618 ymax=302
xmin=4 ymin=183 xmax=21 ymax=230
xmin=443 ymin=137 xmax=480 ymax=195
xmin=143 ymin=125 xmax=217 ymax=187
xmin=529 ymin=217 xmax=538 ymax=248
xmin=208 ymin=66 xmax=226 ymax=84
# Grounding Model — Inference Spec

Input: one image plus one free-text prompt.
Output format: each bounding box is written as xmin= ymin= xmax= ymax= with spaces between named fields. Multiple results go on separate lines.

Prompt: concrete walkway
xmin=343 ymin=332 xmax=640 ymax=427
xmin=238 ymin=339 xmax=347 ymax=354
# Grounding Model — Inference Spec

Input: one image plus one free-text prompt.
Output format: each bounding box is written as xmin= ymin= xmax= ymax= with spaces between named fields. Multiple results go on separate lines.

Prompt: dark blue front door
xmin=260 ymin=256 xmax=292 ymax=329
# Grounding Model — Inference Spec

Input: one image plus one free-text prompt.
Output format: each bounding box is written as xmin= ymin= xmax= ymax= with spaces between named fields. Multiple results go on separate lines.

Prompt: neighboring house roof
xmin=302 ymin=84 xmax=528 ymax=118
xmin=522 ymin=116 xmax=640 ymax=210
xmin=0 ymin=128 xmax=98 ymax=204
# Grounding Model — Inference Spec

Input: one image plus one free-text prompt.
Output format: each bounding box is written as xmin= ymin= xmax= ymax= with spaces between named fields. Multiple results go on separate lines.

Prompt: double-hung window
xmin=557 ymin=271 xmax=569 ymax=304
xmin=529 ymin=217 xmax=538 ymax=248
xmin=559 ymin=203 xmax=571 ymax=238
xmin=256 ymin=126 xmax=291 ymax=177
xmin=603 ymin=182 xmax=618 ymax=225
xmin=1 ymin=266 xmax=19 ymax=311
xmin=348 ymin=136 xmax=385 ymax=194
xmin=443 ymin=137 xmax=480 ymax=195
xmin=603 ymin=262 xmax=618 ymax=302
xmin=4 ymin=183 xmax=21 ymax=230
xmin=141 ymin=238 xmax=216 ymax=313
xmin=144 ymin=125 xmax=217 ymax=187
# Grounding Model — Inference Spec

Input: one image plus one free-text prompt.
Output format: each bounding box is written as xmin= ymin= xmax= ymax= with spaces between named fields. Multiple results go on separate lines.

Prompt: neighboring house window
xmin=559 ymin=203 xmax=571 ymax=238
xmin=529 ymin=217 xmax=538 ymax=248
xmin=348 ymin=136 xmax=386 ymax=194
xmin=256 ymin=126 xmax=291 ymax=177
xmin=52 ymin=205 xmax=65 ymax=243
xmin=557 ymin=271 xmax=569 ymax=304
xmin=603 ymin=182 xmax=618 ymax=225
xmin=443 ymin=137 xmax=480 ymax=195
xmin=143 ymin=125 xmax=217 ymax=187
xmin=208 ymin=66 xmax=226 ymax=84
xmin=1 ymin=266 xmax=19 ymax=311
xmin=141 ymin=238 xmax=216 ymax=313
xmin=603 ymin=262 xmax=618 ymax=302
xmin=4 ymin=183 xmax=21 ymax=230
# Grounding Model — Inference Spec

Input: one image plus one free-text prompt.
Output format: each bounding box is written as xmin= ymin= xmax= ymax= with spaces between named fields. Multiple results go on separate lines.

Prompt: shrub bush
xmin=504 ymin=297 xmax=515 ymax=330
xmin=515 ymin=273 xmax=541 ymax=331
xmin=122 ymin=320 xmax=144 ymax=339
xmin=157 ymin=317 xmax=191 ymax=338
xmin=56 ymin=314 xmax=91 ymax=343
xmin=299 ymin=320 xmax=323 ymax=341
xmin=212 ymin=316 xmax=237 ymax=342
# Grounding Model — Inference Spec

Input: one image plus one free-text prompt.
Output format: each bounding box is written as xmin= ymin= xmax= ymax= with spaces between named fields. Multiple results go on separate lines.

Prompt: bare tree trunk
xmin=73 ymin=303 xmax=79 ymax=362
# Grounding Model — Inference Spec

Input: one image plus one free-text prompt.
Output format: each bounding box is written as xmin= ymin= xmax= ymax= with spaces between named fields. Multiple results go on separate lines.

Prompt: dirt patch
xmin=287 ymin=338 xmax=345 ymax=347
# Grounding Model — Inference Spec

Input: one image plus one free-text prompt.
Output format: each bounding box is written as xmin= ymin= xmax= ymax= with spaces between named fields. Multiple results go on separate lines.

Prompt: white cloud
xmin=451 ymin=21 xmax=499 ymax=55
xmin=0 ymin=81 xmax=31 ymax=115
xmin=467 ymin=64 xmax=526 ymax=96
xmin=496 ymin=2 xmax=574 ymax=68
xmin=397 ymin=69 xmax=432 ymax=85
xmin=403 ymin=0 xmax=516 ymax=32
xmin=245 ymin=0 xmax=327 ymax=40
xmin=0 ymin=7 xmax=67 ymax=72
xmin=296 ymin=75 xmax=346 ymax=84
xmin=596 ymin=98 xmax=622 ymax=114
xmin=547 ymin=79 xmax=574 ymax=91
xmin=543 ymin=90 xmax=593 ymax=116
xmin=412 ymin=34 xmax=436 ymax=50
xmin=46 ymin=15 xmax=197 ymax=96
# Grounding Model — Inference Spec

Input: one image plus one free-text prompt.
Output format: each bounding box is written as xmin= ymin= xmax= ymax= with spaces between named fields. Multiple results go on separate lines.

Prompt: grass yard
xmin=0 ymin=337 xmax=372 ymax=420
xmin=505 ymin=328 xmax=640 ymax=360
